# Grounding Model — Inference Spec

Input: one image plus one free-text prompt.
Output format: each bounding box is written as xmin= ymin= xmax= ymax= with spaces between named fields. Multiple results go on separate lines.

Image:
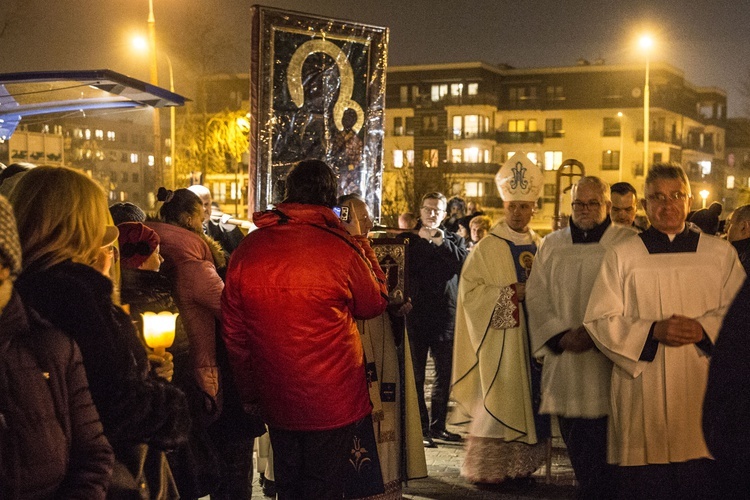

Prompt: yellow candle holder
xmin=142 ymin=311 xmax=178 ymax=356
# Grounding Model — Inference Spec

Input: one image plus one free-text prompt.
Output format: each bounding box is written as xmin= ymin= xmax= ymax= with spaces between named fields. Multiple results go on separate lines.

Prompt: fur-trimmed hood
xmin=144 ymin=217 xmax=226 ymax=270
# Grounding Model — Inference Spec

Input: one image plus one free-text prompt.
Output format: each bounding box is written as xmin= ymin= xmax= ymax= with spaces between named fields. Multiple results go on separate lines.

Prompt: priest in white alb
xmin=583 ymin=164 xmax=746 ymax=499
xmin=526 ymin=176 xmax=636 ymax=498
xmin=451 ymin=153 xmax=548 ymax=485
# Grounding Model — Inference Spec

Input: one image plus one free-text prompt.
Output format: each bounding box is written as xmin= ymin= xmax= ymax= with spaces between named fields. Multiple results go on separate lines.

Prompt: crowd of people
xmin=1 ymin=155 xmax=749 ymax=500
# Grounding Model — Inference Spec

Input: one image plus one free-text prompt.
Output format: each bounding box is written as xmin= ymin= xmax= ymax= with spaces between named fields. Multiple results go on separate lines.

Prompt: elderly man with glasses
xmin=584 ymin=164 xmax=745 ymax=499
xmin=527 ymin=176 xmax=635 ymax=498
xmin=398 ymin=192 xmax=468 ymax=448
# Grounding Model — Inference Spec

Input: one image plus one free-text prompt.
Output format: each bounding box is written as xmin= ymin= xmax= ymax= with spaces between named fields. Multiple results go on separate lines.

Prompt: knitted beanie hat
xmin=0 ymin=195 xmax=22 ymax=278
xmin=117 ymin=222 xmax=160 ymax=269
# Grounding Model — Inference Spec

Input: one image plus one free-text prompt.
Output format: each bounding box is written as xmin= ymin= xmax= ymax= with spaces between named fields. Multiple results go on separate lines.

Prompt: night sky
xmin=1 ymin=0 xmax=748 ymax=116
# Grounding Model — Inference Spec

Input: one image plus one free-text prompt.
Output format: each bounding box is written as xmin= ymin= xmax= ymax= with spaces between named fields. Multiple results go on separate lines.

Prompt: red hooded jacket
xmin=221 ymin=203 xmax=388 ymax=431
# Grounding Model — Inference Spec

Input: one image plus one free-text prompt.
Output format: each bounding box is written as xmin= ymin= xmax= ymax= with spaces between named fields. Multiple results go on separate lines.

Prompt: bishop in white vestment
xmin=451 ymin=154 xmax=549 ymax=484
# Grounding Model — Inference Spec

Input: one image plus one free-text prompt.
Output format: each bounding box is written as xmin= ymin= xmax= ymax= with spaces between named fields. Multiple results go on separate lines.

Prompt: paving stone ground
xmin=246 ymin=357 xmax=579 ymax=499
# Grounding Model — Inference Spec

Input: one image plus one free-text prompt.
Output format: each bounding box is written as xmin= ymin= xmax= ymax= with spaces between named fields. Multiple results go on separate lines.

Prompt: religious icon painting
xmin=249 ymin=6 xmax=388 ymax=219
xmin=370 ymin=238 xmax=408 ymax=306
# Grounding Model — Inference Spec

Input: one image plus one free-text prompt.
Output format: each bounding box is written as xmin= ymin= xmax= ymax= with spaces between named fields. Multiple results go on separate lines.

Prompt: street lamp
xmin=639 ymin=35 xmax=654 ymax=175
xmin=133 ymin=34 xmax=176 ymax=189
xmin=147 ymin=0 xmax=163 ymax=190
xmin=617 ymin=112 xmax=624 ymax=182
xmin=699 ymin=189 xmax=709 ymax=209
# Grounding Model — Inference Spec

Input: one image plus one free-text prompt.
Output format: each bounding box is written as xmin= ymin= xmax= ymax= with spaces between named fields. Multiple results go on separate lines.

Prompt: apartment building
xmin=384 ymin=61 xmax=727 ymax=228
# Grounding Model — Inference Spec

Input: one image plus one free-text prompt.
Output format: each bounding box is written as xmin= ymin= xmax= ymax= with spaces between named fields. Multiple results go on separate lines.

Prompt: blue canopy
xmin=0 ymin=69 xmax=187 ymax=140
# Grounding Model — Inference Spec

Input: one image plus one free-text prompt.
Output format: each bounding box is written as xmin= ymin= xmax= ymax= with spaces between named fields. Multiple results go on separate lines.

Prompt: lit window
xmin=464 ymin=115 xmax=479 ymax=138
xmin=423 ymin=149 xmax=439 ymax=168
xmin=107 ymin=131 xmax=116 ymax=141
xmin=452 ymin=116 xmax=462 ymax=138
xmin=451 ymin=149 xmax=462 ymax=163
xmin=148 ymin=155 xmax=155 ymax=166
xmin=450 ymin=83 xmax=463 ymax=97
xmin=42 ymin=124 xmax=49 ymax=133
xmin=602 ymin=150 xmax=620 ymax=170
xmin=546 ymin=86 xmax=565 ymax=101
xmin=130 ymin=153 xmax=139 ymax=164
xmin=85 ymin=129 xmax=91 ymax=140
xmin=74 ymin=129 xmax=83 ymax=139
xmin=467 ymin=83 xmax=478 ymax=95
xmin=464 ymin=181 xmax=484 ymax=197
xmin=393 ymin=150 xmax=404 ymax=168
xmin=394 ymin=117 xmax=404 ymax=136
xmin=545 ymin=119 xmax=564 ymax=137
xmin=727 ymin=175 xmax=735 ymax=189
xmin=430 ymin=84 xmax=448 ymax=102
xmin=526 ymin=152 xmax=538 ymax=165
xmin=528 ymin=120 xmax=538 ymax=132
xmin=165 ymin=156 xmax=172 ymax=166
xmin=699 ymin=160 xmax=712 ymax=175
xmin=95 ymin=129 xmax=104 ymax=140
xmin=544 ymin=151 xmax=563 ymax=171
xmin=405 ymin=150 xmax=414 ymax=167
xmin=400 ymin=86 xmax=409 ymax=104
xmin=484 ymin=150 xmax=490 ymax=163
xmin=463 ymin=147 xmax=480 ymax=163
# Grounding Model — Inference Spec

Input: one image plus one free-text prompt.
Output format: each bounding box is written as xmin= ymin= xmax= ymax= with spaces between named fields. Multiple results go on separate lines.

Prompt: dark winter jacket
xmin=206 ymin=219 xmax=244 ymax=257
xmin=222 ymin=203 xmax=389 ymax=431
xmin=398 ymin=224 xmax=468 ymax=342
xmin=731 ymin=237 xmax=750 ymax=275
xmin=0 ymin=290 xmax=114 ymax=499
xmin=15 ymin=261 xmax=190 ymax=455
xmin=120 ymin=267 xmax=175 ymax=317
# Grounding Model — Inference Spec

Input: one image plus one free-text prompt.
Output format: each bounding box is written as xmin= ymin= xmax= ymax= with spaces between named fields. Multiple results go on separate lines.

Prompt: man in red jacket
xmin=222 ymin=160 xmax=389 ymax=499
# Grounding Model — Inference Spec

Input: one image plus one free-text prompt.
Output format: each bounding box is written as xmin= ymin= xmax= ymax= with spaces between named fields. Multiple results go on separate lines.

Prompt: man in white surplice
xmin=527 ymin=176 xmax=636 ymax=499
xmin=451 ymin=153 xmax=548 ymax=485
xmin=584 ymin=164 xmax=746 ymax=499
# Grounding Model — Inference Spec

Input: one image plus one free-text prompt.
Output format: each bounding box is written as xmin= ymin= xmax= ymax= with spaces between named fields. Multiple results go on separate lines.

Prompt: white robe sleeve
xmin=583 ymin=246 xmax=654 ymax=378
xmin=527 ymin=234 xmax=569 ymax=355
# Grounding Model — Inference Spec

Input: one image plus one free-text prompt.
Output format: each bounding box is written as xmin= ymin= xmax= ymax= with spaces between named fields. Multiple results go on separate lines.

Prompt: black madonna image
xmin=250 ymin=6 xmax=387 ymax=217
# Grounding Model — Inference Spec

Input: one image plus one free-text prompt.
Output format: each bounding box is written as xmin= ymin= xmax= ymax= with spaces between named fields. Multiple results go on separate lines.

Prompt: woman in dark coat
xmin=0 ymin=194 xmax=114 ymax=499
xmin=10 ymin=167 xmax=190 ymax=498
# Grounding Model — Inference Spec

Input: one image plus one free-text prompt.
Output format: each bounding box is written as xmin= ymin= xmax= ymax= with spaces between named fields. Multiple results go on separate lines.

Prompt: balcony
xmin=417 ymin=127 xmax=446 ymax=137
xmin=635 ymin=129 xmax=682 ymax=146
xmin=447 ymin=130 xmax=497 ymax=141
xmin=495 ymin=131 xmax=545 ymax=144
xmin=683 ymin=138 xmax=715 ymax=155
xmin=412 ymin=92 xmax=500 ymax=109
xmin=444 ymin=162 xmax=500 ymax=174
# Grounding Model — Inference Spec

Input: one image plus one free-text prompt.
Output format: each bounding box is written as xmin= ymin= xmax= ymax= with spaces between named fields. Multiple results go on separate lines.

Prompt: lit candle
xmin=142 ymin=311 xmax=178 ymax=356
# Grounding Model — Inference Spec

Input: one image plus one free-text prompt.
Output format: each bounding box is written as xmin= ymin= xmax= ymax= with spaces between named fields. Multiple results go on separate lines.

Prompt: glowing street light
xmin=699 ymin=189 xmax=709 ymax=209
xmin=132 ymin=34 xmax=176 ymax=189
xmin=639 ymin=34 xmax=654 ymax=175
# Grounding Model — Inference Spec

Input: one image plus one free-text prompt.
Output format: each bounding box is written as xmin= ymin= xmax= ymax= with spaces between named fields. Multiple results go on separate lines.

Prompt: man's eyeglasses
xmin=571 ymin=200 xmax=601 ymax=211
xmin=646 ymin=192 xmax=689 ymax=203
xmin=420 ymin=206 xmax=445 ymax=215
